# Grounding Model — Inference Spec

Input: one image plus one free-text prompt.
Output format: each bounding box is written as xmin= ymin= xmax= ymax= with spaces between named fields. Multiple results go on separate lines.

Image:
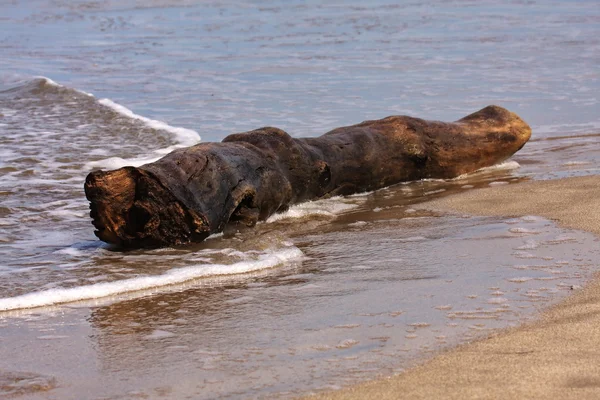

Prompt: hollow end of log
xmin=84 ymin=167 xmax=210 ymax=248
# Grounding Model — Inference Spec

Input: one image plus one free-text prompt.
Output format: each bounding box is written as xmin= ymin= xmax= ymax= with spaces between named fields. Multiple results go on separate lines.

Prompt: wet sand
xmin=310 ymin=175 xmax=600 ymax=399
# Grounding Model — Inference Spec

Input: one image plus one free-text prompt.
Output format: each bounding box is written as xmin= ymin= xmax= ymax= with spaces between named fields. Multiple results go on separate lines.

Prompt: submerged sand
xmin=311 ymin=175 xmax=600 ymax=399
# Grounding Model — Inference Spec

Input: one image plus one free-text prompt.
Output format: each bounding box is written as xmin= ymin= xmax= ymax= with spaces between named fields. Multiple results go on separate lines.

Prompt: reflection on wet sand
xmin=81 ymin=188 xmax=598 ymax=398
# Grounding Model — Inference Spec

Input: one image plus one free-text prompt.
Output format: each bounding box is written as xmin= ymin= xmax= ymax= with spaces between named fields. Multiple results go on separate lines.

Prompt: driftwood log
xmin=85 ymin=105 xmax=531 ymax=248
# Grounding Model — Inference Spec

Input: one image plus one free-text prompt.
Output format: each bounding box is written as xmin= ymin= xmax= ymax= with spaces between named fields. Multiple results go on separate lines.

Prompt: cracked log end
xmin=84 ymin=167 xmax=210 ymax=248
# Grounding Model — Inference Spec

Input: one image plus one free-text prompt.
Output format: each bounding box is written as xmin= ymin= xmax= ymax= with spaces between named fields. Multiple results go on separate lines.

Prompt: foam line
xmin=453 ymin=160 xmax=520 ymax=180
xmin=30 ymin=78 xmax=200 ymax=147
xmin=477 ymin=160 xmax=520 ymax=172
xmin=0 ymin=247 xmax=303 ymax=311
xmin=98 ymin=98 xmax=200 ymax=147
xmin=266 ymin=198 xmax=359 ymax=222
xmin=84 ymin=99 xmax=201 ymax=169
xmin=38 ymin=76 xmax=60 ymax=86
xmin=35 ymin=75 xmax=94 ymax=96
xmin=85 ymin=153 xmax=172 ymax=169
xmin=23 ymin=77 xmax=200 ymax=170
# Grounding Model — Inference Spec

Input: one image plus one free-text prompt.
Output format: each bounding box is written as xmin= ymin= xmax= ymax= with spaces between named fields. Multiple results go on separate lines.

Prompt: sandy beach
xmin=2 ymin=1 xmax=599 ymax=398
xmin=310 ymin=175 xmax=600 ymax=399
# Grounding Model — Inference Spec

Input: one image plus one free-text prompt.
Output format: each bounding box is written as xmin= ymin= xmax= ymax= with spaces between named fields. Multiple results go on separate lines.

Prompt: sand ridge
xmin=309 ymin=175 xmax=600 ymax=399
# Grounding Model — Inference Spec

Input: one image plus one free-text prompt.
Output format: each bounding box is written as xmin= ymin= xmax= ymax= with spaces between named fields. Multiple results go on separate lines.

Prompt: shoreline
xmin=308 ymin=175 xmax=600 ymax=399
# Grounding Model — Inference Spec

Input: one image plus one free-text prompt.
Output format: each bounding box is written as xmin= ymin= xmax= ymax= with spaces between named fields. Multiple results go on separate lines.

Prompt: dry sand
xmin=309 ymin=175 xmax=600 ymax=400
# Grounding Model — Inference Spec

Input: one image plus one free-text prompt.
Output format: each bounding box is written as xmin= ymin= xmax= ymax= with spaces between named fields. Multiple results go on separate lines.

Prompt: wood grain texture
xmin=84 ymin=105 xmax=531 ymax=248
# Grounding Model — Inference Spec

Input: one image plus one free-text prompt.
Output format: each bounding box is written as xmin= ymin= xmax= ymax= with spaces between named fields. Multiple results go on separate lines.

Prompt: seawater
xmin=0 ymin=0 xmax=599 ymax=398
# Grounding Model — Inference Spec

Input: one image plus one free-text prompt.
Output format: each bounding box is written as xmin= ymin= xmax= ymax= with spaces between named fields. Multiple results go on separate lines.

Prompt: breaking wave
xmin=0 ymin=247 xmax=303 ymax=311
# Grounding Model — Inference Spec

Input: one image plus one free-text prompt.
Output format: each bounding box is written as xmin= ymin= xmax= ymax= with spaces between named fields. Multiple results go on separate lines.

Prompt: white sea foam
xmin=0 ymin=247 xmax=303 ymax=311
xmin=98 ymin=98 xmax=199 ymax=147
xmin=395 ymin=236 xmax=428 ymax=242
xmin=144 ymin=330 xmax=176 ymax=340
xmin=516 ymin=240 xmax=539 ymax=250
xmin=266 ymin=198 xmax=359 ymax=223
xmin=85 ymin=154 xmax=170 ymax=169
xmin=53 ymin=247 xmax=85 ymax=257
xmin=454 ymin=160 xmax=520 ymax=180
xmin=36 ymin=76 xmax=94 ymax=96
xmin=84 ymin=99 xmax=200 ymax=169
xmin=562 ymin=161 xmax=592 ymax=166
xmin=17 ymin=77 xmax=200 ymax=171
xmin=39 ymin=76 xmax=60 ymax=86
xmin=73 ymin=96 xmax=201 ymax=169
xmin=477 ymin=160 xmax=520 ymax=173
xmin=509 ymin=227 xmax=541 ymax=235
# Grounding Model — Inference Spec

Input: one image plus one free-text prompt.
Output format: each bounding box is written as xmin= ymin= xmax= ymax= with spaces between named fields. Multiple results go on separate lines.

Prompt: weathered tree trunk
xmin=84 ymin=105 xmax=531 ymax=248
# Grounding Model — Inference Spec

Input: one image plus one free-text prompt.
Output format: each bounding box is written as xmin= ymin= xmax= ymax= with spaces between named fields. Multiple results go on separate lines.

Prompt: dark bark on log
xmin=84 ymin=105 xmax=531 ymax=248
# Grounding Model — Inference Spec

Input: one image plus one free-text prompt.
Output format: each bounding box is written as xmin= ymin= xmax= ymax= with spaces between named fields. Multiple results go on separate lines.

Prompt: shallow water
xmin=0 ymin=0 xmax=599 ymax=398
xmin=2 ymin=213 xmax=599 ymax=399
